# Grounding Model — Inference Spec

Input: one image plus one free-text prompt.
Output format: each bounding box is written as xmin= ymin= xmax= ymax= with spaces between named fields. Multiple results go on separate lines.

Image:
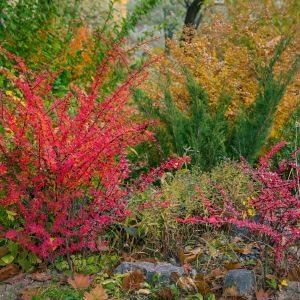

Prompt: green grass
xmin=32 ymin=286 xmax=85 ymax=300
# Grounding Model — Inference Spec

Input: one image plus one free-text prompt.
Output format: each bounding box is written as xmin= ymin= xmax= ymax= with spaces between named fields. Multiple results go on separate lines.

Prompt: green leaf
xmin=267 ymin=278 xmax=277 ymax=289
xmin=6 ymin=210 xmax=17 ymax=221
xmin=207 ymin=294 xmax=216 ymax=300
xmin=1 ymin=254 xmax=15 ymax=264
xmin=7 ymin=241 xmax=18 ymax=257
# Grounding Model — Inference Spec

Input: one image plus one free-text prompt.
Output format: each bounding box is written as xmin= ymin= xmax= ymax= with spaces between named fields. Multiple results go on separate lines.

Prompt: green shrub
xmin=127 ymin=160 xmax=253 ymax=256
xmin=135 ymin=37 xmax=300 ymax=169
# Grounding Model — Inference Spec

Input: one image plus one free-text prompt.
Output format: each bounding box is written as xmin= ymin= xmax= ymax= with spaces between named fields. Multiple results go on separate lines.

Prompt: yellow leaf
xmin=5 ymin=91 xmax=13 ymax=96
xmin=247 ymin=208 xmax=255 ymax=216
xmin=280 ymin=279 xmax=288 ymax=287
xmin=6 ymin=210 xmax=17 ymax=221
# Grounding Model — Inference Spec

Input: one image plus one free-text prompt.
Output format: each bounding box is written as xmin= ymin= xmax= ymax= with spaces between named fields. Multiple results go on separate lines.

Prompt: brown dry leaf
xmin=0 ymin=264 xmax=19 ymax=281
xmin=84 ymin=284 xmax=108 ymax=300
xmin=0 ymin=247 xmax=8 ymax=258
xmin=255 ymin=289 xmax=271 ymax=300
xmin=122 ymin=270 xmax=144 ymax=291
xmin=224 ymin=262 xmax=244 ymax=270
xmin=235 ymin=243 xmax=254 ymax=255
xmin=288 ymin=266 xmax=300 ymax=281
xmin=205 ymin=268 xmax=226 ymax=280
xmin=176 ymin=276 xmax=197 ymax=292
xmin=20 ymin=287 xmax=41 ymax=300
xmin=68 ymin=273 xmax=92 ymax=289
xmin=223 ymin=286 xmax=240 ymax=297
xmin=195 ymin=274 xmax=211 ymax=295
xmin=29 ymin=272 xmax=52 ymax=282
xmin=179 ymin=247 xmax=203 ymax=265
xmin=157 ymin=287 xmax=175 ymax=300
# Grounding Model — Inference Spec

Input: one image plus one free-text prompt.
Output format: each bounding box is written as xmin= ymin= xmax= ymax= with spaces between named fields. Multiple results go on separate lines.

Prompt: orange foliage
xmin=29 ymin=24 xmax=95 ymax=83
xmin=145 ymin=0 xmax=300 ymax=137
xmin=68 ymin=26 xmax=94 ymax=76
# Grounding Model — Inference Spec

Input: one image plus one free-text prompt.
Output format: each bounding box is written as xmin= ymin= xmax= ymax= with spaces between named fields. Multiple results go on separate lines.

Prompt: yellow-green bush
xmin=127 ymin=160 xmax=254 ymax=256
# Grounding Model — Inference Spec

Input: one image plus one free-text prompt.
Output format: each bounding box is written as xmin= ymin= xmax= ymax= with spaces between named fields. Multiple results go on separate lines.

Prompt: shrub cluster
xmin=0 ymin=47 xmax=188 ymax=260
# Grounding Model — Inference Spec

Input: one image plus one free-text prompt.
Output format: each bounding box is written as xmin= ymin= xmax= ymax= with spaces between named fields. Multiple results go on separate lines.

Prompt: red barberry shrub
xmin=178 ymin=141 xmax=300 ymax=263
xmin=0 ymin=47 xmax=189 ymax=260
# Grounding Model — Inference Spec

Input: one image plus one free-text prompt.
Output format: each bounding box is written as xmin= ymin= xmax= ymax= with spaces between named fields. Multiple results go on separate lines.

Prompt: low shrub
xmin=178 ymin=142 xmax=300 ymax=266
xmin=0 ymin=47 xmax=189 ymax=263
xmin=127 ymin=160 xmax=253 ymax=256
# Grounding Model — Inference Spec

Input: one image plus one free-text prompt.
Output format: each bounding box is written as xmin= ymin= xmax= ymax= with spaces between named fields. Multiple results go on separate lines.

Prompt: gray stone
xmin=278 ymin=281 xmax=300 ymax=300
xmin=223 ymin=269 xmax=256 ymax=297
xmin=114 ymin=261 xmax=185 ymax=284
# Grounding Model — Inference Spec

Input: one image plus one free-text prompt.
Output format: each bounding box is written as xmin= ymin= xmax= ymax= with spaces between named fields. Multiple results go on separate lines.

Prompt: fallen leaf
xmin=195 ymin=274 xmax=211 ymax=295
xmin=223 ymin=286 xmax=240 ymax=297
xmin=288 ymin=267 xmax=300 ymax=281
xmin=205 ymin=268 xmax=225 ymax=280
xmin=0 ymin=247 xmax=9 ymax=258
xmin=177 ymin=275 xmax=197 ymax=292
xmin=224 ymin=262 xmax=243 ymax=270
xmin=20 ymin=287 xmax=40 ymax=300
xmin=255 ymin=289 xmax=271 ymax=300
xmin=84 ymin=284 xmax=108 ymax=300
xmin=122 ymin=270 xmax=144 ymax=291
xmin=179 ymin=247 xmax=203 ymax=265
xmin=0 ymin=264 xmax=19 ymax=281
xmin=137 ymin=288 xmax=151 ymax=295
xmin=29 ymin=272 xmax=52 ymax=282
xmin=157 ymin=287 xmax=175 ymax=300
xmin=280 ymin=279 xmax=288 ymax=287
xmin=235 ymin=243 xmax=254 ymax=255
xmin=68 ymin=273 xmax=92 ymax=289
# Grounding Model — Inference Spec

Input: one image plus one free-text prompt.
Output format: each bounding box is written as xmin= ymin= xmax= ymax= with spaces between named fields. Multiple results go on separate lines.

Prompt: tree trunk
xmin=184 ymin=0 xmax=204 ymax=28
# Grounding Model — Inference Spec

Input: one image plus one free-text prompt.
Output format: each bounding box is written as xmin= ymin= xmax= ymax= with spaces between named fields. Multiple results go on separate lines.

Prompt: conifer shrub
xmin=135 ymin=38 xmax=300 ymax=169
xmin=0 ymin=47 xmax=189 ymax=261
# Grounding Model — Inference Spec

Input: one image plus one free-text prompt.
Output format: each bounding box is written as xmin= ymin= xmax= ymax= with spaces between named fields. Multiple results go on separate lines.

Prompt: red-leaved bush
xmin=0 ymin=47 xmax=189 ymax=259
xmin=178 ymin=141 xmax=300 ymax=262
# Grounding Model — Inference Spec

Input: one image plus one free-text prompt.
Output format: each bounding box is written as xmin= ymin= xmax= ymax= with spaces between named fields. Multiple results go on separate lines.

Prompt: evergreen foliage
xmin=135 ymin=38 xmax=300 ymax=169
xmin=231 ymin=38 xmax=300 ymax=162
xmin=134 ymin=76 xmax=230 ymax=171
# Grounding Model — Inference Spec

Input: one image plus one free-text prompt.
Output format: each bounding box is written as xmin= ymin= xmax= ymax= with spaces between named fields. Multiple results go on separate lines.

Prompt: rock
xmin=223 ymin=269 xmax=256 ymax=298
xmin=114 ymin=261 xmax=185 ymax=284
xmin=278 ymin=281 xmax=300 ymax=300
